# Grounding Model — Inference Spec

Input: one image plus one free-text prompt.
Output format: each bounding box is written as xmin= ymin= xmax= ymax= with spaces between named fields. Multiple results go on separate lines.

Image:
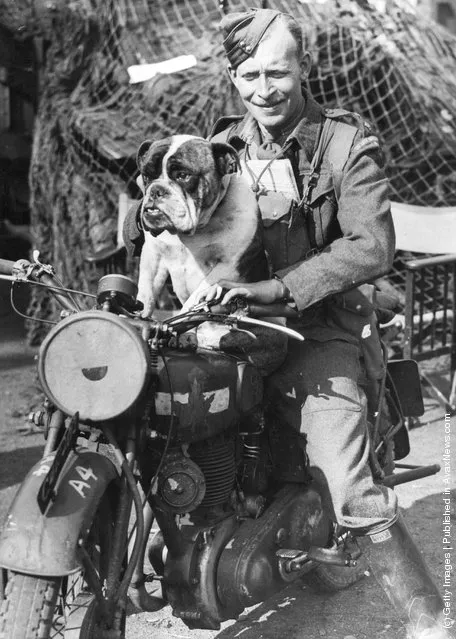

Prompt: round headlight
xmin=38 ymin=310 xmax=150 ymax=422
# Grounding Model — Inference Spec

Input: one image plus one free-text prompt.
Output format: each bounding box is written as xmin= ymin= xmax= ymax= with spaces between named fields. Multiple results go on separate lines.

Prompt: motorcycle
xmin=0 ymin=252 xmax=441 ymax=639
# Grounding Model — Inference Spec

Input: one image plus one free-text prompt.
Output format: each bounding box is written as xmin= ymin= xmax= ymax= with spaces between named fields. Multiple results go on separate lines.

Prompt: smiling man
xmin=226 ymin=18 xmax=309 ymax=138
xmin=206 ymin=8 xmax=450 ymax=639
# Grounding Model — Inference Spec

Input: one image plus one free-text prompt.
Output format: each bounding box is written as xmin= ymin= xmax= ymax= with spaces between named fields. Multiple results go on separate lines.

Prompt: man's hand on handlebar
xmin=195 ymin=278 xmax=290 ymax=307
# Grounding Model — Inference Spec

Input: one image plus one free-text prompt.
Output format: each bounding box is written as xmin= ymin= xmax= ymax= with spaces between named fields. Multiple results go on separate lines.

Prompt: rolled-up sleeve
xmin=277 ymin=135 xmax=395 ymax=311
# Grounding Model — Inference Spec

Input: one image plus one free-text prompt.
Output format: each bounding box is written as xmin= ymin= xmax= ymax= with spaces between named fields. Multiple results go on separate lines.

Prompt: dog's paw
xmin=138 ymin=296 xmax=155 ymax=318
xmin=182 ymin=287 xmax=209 ymax=311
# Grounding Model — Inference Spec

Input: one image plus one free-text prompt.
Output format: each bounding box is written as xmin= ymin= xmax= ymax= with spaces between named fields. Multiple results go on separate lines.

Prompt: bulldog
xmin=136 ymin=134 xmax=269 ymax=316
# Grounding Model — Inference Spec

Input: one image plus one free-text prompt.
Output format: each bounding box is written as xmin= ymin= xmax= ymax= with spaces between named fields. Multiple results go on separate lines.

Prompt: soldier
xmin=124 ymin=8 xmax=450 ymax=638
xmin=201 ymin=9 xmax=450 ymax=639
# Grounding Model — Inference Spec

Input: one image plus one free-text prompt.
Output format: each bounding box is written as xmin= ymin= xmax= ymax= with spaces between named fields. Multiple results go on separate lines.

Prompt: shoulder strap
xmin=302 ymin=117 xmax=337 ymax=204
xmin=303 ymin=115 xmax=359 ymax=206
xmin=300 ymin=118 xmax=337 ymax=250
xmin=326 ymin=120 xmax=359 ymax=202
xmin=301 ymin=114 xmax=360 ymax=250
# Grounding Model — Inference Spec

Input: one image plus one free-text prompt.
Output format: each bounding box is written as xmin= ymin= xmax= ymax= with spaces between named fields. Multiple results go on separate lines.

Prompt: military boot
xmin=361 ymin=514 xmax=453 ymax=639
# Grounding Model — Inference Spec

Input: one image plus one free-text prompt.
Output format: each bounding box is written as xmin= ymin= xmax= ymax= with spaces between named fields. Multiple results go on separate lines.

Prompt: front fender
xmin=0 ymin=448 xmax=118 ymax=577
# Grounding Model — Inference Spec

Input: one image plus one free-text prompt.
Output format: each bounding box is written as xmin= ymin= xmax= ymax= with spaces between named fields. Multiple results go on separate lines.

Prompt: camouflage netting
xmin=1 ymin=0 xmax=456 ymax=342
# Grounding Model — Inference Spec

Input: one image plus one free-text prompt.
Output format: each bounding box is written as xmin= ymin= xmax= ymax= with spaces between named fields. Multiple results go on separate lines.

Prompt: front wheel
xmin=0 ymin=487 xmax=122 ymax=638
xmin=0 ymin=573 xmax=61 ymax=638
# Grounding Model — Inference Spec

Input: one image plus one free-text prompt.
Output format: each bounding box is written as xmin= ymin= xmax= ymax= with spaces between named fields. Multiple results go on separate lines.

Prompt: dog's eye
xmin=175 ymin=171 xmax=192 ymax=182
xmin=172 ymin=170 xmax=198 ymax=190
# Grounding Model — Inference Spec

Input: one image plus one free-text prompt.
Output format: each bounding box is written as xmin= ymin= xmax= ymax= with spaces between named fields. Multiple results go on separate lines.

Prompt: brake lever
xmin=189 ymin=292 xmax=248 ymax=314
xmin=32 ymin=250 xmax=55 ymax=276
xmin=188 ymin=297 xmax=229 ymax=313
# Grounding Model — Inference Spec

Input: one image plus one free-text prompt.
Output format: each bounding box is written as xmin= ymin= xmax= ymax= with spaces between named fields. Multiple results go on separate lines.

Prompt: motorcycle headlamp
xmin=38 ymin=310 xmax=150 ymax=422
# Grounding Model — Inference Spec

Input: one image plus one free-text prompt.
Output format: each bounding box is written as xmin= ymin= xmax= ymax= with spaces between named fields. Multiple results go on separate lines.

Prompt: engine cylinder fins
xmin=189 ymin=437 xmax=236 ymax=508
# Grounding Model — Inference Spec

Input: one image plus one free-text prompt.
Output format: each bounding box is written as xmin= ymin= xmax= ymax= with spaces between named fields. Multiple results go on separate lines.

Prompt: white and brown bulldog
xmin=136 ymin=134 xmax=268 ymax=317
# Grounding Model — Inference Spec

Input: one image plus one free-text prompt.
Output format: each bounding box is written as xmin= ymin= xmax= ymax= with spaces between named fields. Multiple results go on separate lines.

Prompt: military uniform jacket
xmin=210 ymin=92 xmax=396 ymax=333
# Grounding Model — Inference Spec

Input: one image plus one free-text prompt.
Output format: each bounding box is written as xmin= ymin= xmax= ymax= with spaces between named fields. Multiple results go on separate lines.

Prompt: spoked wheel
xmin=0 ymin=489 xmax=123 ymax=638
xmin=304 ymin=527 xmax=368 ymax=592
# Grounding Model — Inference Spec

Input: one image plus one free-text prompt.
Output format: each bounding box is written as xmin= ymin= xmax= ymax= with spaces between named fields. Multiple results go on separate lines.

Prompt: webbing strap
xmin=300 ymin=117 xmax=336 ymax=207
xmin=302 ymin=117 xmax=359 ymax=207
xmin=301 ymin=117 xmax=359 ymax=250
xmin=327 ymin=121 xmax=359 ymax=202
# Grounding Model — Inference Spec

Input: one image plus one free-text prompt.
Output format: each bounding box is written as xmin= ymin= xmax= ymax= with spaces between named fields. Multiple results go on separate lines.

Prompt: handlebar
xmin=163 ymin=300 xmax=304 ymax=341
xmin=208 ymin=301 xmax=299 ymax=319
xmin=0 ymin=256 xmax=80 ymax=313
xmin=38 ymin=271 xmax=81 ymax=313
xmin=0 ymin=256 xmax=303 ymax=340
xmin=0 ymin=258 xmax=17 ymax=275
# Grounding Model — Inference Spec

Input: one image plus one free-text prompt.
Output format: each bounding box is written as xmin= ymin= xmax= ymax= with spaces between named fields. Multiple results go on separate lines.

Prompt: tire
xmin=0 ymin=573 xmax=61 ymax=638
xmin=304 ymin=530 xmax=368 ymax=592
xmin=0 ymin=488 xmax=122 ymax=638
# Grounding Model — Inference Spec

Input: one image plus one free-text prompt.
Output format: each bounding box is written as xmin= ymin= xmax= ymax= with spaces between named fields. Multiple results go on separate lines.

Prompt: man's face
xmin=228 ymin=23 xmax=310 ymax=135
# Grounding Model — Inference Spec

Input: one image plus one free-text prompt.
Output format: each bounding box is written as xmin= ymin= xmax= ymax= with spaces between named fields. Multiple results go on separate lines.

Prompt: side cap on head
xmin=220 ymin=8 xmax=282 ymax=68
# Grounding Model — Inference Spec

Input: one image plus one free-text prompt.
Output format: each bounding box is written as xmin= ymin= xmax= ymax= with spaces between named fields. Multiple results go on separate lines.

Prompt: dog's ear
xmin=211 ymin=142 xmax=240 ymax=176
xmin=136 ymin=140 xmax=153 ymax=170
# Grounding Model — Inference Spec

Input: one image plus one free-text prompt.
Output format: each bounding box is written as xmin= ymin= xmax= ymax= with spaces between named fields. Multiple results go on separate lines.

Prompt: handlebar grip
xmin=0 ymin=257 xmax=80 ymax=313
xmin=0 ymin=258 xmax=17 ymax=275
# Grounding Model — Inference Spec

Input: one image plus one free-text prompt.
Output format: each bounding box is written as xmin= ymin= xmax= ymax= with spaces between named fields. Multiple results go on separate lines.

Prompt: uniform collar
xmin=225 ymin=89 xmax=325 ymax=162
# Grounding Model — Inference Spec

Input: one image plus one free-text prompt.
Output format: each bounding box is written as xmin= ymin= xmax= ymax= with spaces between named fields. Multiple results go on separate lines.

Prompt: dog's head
xmin=137 ymin=135 xmax=239 ymax=236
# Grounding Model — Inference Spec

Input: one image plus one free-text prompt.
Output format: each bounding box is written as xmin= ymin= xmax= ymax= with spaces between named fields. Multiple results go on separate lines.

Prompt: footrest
xmin=383 ymin=463 xmax=440 ymax=487
xmin=276 ymin=549 xmax=310 ymax=574
xmin=307 ymin=544 xmax=359 ymax=567
xmin=276 ymin=549 xmax=308 ymax=560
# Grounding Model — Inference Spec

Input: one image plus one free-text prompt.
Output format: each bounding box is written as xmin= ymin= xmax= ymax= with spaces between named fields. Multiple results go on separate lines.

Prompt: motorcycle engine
xmin=153 ymin=433 xmax=236 ymax=516
xmin=149 ymin=348 xmax=263 ymax=518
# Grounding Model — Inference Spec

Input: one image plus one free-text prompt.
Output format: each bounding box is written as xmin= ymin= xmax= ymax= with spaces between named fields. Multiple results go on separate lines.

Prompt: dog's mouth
xmin=142 ymin=203 xmax=197 ymax=236
xmin=141 ymin=207 xmax=180 ymax=235
xmin=142 ymin=203 xmax=165 ymax=216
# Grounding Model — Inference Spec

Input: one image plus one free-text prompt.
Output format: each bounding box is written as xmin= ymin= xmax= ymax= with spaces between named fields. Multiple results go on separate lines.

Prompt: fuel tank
xmin=152 ymin=348 xmax=263 ymax=443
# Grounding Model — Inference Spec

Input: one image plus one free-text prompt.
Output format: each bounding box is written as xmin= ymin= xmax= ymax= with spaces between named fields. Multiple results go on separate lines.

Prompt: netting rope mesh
xmin=1 ymin=0 xmax=455 ymax=341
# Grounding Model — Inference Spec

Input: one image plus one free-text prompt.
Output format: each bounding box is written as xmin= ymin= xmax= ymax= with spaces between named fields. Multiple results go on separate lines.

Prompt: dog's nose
xmin=149 ymin=184 xmax=167 ymax=199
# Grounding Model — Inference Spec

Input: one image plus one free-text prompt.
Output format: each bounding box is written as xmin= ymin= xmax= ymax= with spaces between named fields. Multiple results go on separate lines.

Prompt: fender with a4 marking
xmin=0 ymin=448 xmax=118 ymax=577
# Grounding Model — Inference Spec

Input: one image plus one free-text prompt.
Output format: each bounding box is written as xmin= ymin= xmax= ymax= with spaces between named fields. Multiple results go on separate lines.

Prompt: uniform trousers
xmin=265 ymin=338 xmax=398 ymax=533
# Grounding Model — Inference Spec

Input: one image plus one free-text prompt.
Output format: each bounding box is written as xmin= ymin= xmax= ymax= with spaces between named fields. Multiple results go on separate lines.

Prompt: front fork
xmin=97 ymin=421 xmax=147 ymax=621
xmin=41 ymin=406 xmax=163 ymax=614
xmin=128 ymin=488 xmax=165 ymax=612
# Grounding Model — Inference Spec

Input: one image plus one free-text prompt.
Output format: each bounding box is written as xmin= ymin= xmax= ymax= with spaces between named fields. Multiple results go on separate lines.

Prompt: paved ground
xmin=0 ymin=278 xmax=455 ymax=639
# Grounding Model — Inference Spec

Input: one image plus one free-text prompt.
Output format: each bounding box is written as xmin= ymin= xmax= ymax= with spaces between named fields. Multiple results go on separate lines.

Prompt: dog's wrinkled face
xmin=137 ymin=135 xmax=238 ymax=235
